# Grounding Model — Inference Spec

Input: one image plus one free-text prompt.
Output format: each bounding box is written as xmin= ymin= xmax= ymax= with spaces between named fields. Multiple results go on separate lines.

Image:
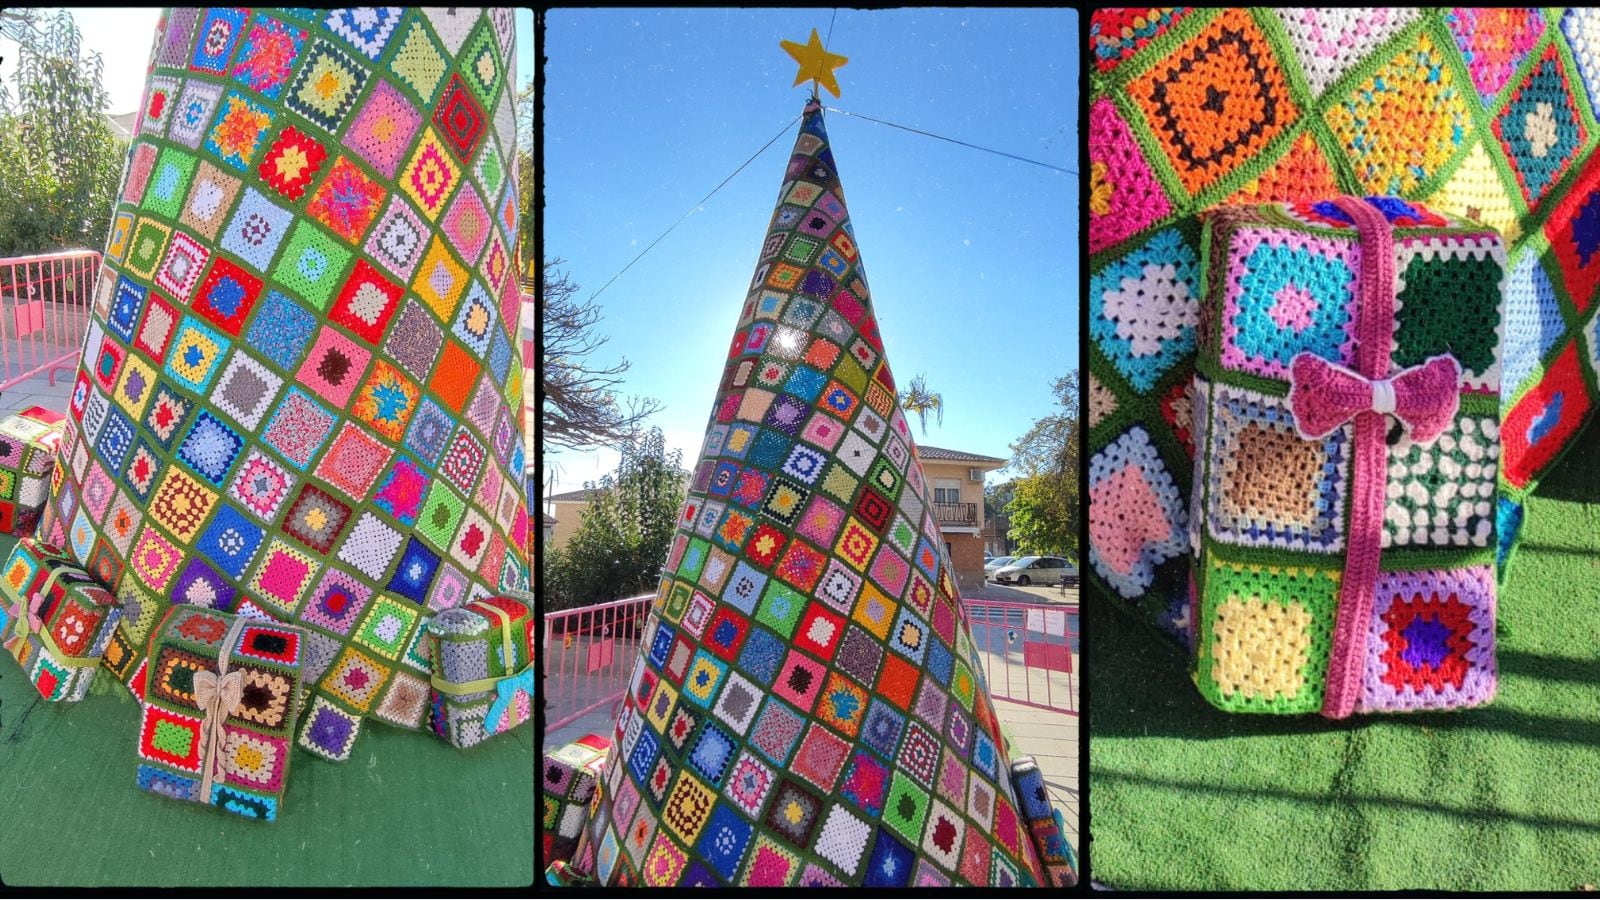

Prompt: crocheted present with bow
xmin=0 ymin=538 xmax=121 ymax=701
xmin=35 ymin=7 xmax=528 ymax=764
xmin=427 ymin=593 xmax=533 ymax=749
xmin=135 ymin=605 xmax=306 ymax=820
xmin=1189 ymin=196 xmax=1503 ymax=717
xmin=1088 ymin=7 xmax=1600 ymax=647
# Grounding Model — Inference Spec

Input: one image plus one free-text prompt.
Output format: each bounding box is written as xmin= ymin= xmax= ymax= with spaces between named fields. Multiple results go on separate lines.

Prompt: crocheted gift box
xmin=1189 ymin=196 xmax=1503 ymax=717
xmin=38 ymin=7 xmax=528 ymax=764
xmin=542 ymin=733 xmax=613 ymax=868
xmin=0 ymin=406 xmax=66 ymax=537
xmin=427 ymin=592 xmax=532 ymax=749
xmin=1088 ymin=8 xmax=1600 ymax=645
xmin=137 ymin=604 xmax=306 ymax=821
xmin=0 ymin=537 xmax=121 ymax=701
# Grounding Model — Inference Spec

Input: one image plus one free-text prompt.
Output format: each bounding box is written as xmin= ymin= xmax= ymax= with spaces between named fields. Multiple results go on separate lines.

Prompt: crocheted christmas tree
xmin=39 ymin=7 xmax=528 ymax=761
xmin=571 ymin=100 xmax=1046 ymax=887
xmin=1088 ymin=8 xmax=1599 ymax=644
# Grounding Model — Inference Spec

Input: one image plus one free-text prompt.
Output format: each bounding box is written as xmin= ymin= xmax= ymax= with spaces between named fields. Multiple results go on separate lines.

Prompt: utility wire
xmin=824 ymin=106 xmax=1074 ymax=174
xmin=588 ymin=113 xmax=800 ymax=302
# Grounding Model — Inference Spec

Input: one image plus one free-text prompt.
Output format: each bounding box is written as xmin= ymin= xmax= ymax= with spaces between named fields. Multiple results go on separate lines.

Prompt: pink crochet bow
xmin=1287 ymin=351 xmax=1461 ymax=445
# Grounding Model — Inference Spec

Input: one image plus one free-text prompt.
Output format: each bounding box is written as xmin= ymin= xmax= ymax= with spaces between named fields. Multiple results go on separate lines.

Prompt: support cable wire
xmin=587 ymin=113 xmax=801 ymax=301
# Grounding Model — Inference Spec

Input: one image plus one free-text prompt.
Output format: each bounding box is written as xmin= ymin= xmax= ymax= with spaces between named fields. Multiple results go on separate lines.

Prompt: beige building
xmin=915 ymin=445 xmax=1008 ymax=590
xmin=543 ymin=487 xmax=605 ymax=550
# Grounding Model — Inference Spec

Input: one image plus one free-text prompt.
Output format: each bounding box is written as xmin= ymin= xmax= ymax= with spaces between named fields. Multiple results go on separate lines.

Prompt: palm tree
xmin=898 ymin=373 xmax=944 ymax=436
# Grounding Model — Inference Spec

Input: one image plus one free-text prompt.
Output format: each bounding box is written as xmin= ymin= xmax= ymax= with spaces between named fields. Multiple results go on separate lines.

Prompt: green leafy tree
xmin=0 ymin=9 xmax=124 ymax=259
xmin=984 ymin=478 xmax=1017 ymax=554
xmin=543 ymin=429 xmax=686 ymax=611
xmin=1004 ymin=371 xmax=1080 ymax=560
xmin=516 ymin=78 xmax=534 ymax=276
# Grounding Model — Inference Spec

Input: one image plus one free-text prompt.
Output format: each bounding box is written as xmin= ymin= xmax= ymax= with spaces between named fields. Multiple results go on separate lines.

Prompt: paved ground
xmin=967 ymin=579 xmax=1080 ymax=604
xmin=0 ymin=365 xmax=75 ymax=418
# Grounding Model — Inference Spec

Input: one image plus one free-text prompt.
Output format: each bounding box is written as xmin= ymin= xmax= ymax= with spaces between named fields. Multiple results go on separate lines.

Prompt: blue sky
xmin=544 ymin=7 xmax=1079 ymax=497
xmin=1 ymin=8 xmax=535 ymax=114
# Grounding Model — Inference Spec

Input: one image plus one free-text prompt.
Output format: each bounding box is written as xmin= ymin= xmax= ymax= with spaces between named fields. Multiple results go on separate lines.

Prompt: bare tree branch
xmin=540 ymin=259 xmax=665 ymax=451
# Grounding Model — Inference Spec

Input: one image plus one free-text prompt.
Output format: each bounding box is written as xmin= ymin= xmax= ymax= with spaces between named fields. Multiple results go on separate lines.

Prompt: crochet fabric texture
xmin=542 ymin=733 xmax=613 ymax=870
xmin=427 ymin=592 xmax=534 ymax=748
xmin=36 ymin=8 xmax=527 ymax=762
xmin=0 ymin=407 xmax=66 ymax=536
xmin=136 ymin=604 xmax=307 ymax=821
xmin=0 ymin=538 xmax=122 ymax=701
xmin=1190 ymin=197 xmax=1502 ymax=716
xmin=572 ymin=102 xmax=1047 ymax=887
xmin=1089 ymin=8 xmax=1600 ymax=644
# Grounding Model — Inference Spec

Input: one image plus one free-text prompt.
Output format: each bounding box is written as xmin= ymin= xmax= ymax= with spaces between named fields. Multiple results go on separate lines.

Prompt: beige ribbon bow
xmin=191 ymin=616 xmax=250 ymax=801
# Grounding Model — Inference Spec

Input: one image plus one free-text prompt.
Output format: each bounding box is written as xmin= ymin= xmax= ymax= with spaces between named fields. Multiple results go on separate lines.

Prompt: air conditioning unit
xmin=968 ymin=467 xmax=983 ymax=483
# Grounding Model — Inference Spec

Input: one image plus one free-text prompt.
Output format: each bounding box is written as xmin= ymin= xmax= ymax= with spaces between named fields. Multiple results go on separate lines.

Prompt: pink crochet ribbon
xmin=1291 ymin=196 xmax=1462 ymax=720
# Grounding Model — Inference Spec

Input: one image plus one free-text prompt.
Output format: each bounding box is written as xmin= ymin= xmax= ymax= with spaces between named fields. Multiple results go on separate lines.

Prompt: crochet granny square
xmin=1189 ymin=197 xmax=1503 ymax=717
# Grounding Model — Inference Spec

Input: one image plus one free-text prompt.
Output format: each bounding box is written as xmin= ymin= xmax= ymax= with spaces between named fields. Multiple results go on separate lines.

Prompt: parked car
xmin=994 ymin=555 xmax=1076 ymax=586
xmin=983 ymin=556 xmax=1016 ymax=579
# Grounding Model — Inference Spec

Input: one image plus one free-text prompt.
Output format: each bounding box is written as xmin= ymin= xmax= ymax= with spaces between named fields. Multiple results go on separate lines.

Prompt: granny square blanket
xmin=0 ymin=538 xmax=121 ymax=701
xmin=542 ymin=733 xmax=613 ymax=869
xmin=38 ymin=7 xmax=528 ymax=762
xmin=574 ymin=101 xmax=1045 ymax=888
xmin=137 ymin=604 xmax=306 ymax=821
xmin=0 ymin=406 xmax=66 ymax=537
xmin=1190 ymin=197 xmax=1502 ymax=717
xmin=1089 ymin=8 xmax=1600 ymax=644
xmin=427 ymin=591 xmax=534 ymax=748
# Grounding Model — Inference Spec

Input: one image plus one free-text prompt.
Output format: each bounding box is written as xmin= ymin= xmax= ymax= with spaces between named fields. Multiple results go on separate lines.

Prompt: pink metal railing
xmin=543 ymin=593 xmax=654 ymax=732
xmin=964 ymin=599 xmax=1080 ymax=716
xmin=542 ymin=594 xmax=1079 ymax=732
xmin=0 ymin=250 xmax=98 ymax=391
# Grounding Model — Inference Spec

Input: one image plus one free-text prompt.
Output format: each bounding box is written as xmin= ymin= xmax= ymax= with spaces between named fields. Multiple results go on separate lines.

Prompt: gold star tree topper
xmin=781 ymin=28 xmax=847 ymax=98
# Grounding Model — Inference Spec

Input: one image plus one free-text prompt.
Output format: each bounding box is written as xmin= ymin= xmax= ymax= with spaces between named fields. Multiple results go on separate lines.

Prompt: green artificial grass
xmin=1088 ymin=425 xmax=1600 ymax=891
xmin=0 ymin=533 xmax=534 ymax=888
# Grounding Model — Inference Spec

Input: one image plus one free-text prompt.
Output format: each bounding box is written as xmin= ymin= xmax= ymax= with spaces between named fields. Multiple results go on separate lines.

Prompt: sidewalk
xmin=0 ymin=366 xmax=75 ymax=418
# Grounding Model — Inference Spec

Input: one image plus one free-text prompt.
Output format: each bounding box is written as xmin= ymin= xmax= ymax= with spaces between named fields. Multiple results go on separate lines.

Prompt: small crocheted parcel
xmin=0 ymin=5 xmax=532 ymax=825
xmin=1083 ymin=7 xmax=1600 ymax=705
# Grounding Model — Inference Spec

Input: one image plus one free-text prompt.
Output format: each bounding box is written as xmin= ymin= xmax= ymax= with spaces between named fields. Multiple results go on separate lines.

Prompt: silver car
xmin=983 ymin=556 xmax=1016 ymax=580
xmin=994 ymin=555 xmax=1077 ymax=586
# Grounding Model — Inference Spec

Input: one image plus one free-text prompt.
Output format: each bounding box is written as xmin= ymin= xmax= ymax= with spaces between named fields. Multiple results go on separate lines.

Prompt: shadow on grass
xmin=1093 ymin=768 xmax=1600 ymax=834
xmin=1089 ymin=601 xmax=1600 ymax=745
xmin=1527 ymin=421 xmax=1600 ymax=505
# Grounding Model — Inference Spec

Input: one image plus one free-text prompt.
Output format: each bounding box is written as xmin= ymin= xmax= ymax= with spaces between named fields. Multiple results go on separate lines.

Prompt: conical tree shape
xmin=38 ymin=8 xmax=530 ymax=762
xmin=575 ymin=100 xmax=1046 ymax=887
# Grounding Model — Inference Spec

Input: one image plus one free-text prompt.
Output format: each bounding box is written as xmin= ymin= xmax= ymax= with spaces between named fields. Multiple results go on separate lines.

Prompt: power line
xmin=587 ymin=113 xmax=800 ymax=302
xmin=824 ymin=106 xmax=1074 ymax=174
xmin=585 ymin=100 xmax=1070 ymax=301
